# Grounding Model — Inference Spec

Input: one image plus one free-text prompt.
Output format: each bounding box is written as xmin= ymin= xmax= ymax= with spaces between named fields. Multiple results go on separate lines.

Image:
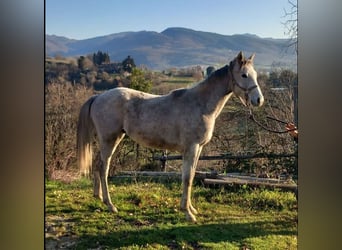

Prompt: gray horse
xmin=77 ymin=51 xmax=264 ymax=222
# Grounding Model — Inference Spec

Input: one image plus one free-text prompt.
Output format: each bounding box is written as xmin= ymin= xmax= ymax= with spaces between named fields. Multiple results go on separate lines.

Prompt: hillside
xmin=46 ymin=27 xmax=296 ymax=71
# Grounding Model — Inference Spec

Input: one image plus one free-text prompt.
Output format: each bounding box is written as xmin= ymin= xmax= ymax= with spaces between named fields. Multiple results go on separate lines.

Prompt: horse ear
xmin=236 ymin=51 xmax=245 ymax=68
xmin=248 ymin=53 xmax=255 ymax=63
xmin=237 ymin=51 xmax=244 ymax=62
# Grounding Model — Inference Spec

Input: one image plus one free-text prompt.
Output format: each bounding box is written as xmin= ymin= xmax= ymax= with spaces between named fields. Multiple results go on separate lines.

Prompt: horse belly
xmin=125 ymin=126 xmax=181 ymax=151
xmin=140 ymin=136 xmax=180 ymax=151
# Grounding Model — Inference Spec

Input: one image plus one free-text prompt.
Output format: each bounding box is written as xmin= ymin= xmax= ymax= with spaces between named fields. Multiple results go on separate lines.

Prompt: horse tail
xmin=77 ymin=95 xmax=98 ymax=176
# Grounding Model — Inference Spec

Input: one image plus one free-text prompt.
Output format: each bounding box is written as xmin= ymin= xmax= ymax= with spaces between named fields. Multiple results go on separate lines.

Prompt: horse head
xmin=230 ymin=51 xmax=264 ymax=107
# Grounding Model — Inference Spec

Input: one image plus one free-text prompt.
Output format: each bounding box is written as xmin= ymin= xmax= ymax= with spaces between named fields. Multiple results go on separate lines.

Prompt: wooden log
xmin=111 ymin=171 xmax=297 ymax=192
xmin=153 ymin=152 xmax=297 ymax=161
xmin=222 ymin=174 xmax=289 ymax=184
xmin=204 ymin=177 xmax=297 ymax=192
xmin=116 ymin=171 xmax=217 ymax=180
xmin=118 ymin=171 xmax=181 ymax=177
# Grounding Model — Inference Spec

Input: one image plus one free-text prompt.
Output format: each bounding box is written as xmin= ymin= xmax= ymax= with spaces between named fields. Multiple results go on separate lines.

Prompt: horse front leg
xmin=189 ymin=167 xmax=199 ymax=215
xmin=180 ymin=144 xmax=202 ymax=222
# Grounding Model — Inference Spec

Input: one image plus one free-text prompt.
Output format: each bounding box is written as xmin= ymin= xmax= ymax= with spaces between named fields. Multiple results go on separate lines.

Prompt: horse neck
xmin=192 ymin=65 xmax=233 ymax=117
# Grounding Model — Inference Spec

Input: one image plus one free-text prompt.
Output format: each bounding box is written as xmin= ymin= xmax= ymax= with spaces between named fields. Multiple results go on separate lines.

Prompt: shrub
xmin=45 ymin=83 xmax=93 ymax=179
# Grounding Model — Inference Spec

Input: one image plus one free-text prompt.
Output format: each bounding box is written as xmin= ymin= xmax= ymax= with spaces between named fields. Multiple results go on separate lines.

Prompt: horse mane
xmin=211 ymin=64 xmax=229 ymax=79
xmin=201 ymin=64 xmax=230 ymax=88
xmin=172 ymin=62 xmax=233 ymax=96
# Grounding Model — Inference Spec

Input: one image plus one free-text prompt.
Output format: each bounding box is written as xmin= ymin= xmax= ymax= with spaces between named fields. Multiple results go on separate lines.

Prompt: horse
xmin=77 ymin=51 xmax=264 ymax=222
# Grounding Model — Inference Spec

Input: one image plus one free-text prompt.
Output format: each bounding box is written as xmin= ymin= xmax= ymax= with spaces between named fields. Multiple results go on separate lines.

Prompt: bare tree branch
xmin=282 ymin=0 xmax=298 ymax=54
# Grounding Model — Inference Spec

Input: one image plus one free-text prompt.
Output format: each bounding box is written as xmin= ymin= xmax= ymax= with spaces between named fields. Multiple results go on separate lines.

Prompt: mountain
xmin=46 ymin=27 xmax=296 ymax=71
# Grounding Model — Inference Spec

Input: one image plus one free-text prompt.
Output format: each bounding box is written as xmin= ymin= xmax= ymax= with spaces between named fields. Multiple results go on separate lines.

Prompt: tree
xmin=129 ymin=68 xmax=152 ymax=93
xmin=279 ymin=69 xmax=297 ymax=87
xmin=282 ymin=0 xmax=298 ymax=54
xmin=122 ymin=55 xmax=136 ymax=73
xmin=282 ymin=0 xmax=298 ymax=125
xmin=93 ymin=51 xmax=110 ymax=65
xmin=78 ymin=56 xmax=94 ymax=71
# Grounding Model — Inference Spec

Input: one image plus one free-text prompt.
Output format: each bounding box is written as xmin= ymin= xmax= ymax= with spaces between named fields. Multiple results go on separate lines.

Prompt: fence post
xmin=160 ymin=151 xmax=167 ymax=172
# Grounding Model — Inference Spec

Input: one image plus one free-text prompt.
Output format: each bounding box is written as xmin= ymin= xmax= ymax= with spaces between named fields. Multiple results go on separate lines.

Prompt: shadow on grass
xmin=75 ymin=220 xmax=296 ymax=249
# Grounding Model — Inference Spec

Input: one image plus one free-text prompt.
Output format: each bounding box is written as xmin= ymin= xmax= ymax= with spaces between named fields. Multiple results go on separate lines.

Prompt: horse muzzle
xmin=250 ymin=94 xmax=264 ymax=107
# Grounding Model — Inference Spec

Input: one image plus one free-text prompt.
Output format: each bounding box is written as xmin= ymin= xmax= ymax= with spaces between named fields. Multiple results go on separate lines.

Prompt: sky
xmin=46 ymin=0 xmax=296 ymax=40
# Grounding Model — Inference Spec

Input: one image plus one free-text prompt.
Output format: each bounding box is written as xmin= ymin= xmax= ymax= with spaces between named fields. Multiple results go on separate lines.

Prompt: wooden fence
xmin=113 ymin=170 xmax=297 ymax=193
xmin=110 ymin=152 xmax=297 ymax=193
xmin=153 ymin=152 xmax=297 ymax=171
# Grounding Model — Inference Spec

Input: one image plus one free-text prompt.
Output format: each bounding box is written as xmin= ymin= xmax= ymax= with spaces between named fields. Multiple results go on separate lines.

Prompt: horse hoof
xmin=190 ymin=205 xmax=198 ymax=215
xmin=185 ymin=212 xmax=197 ymax=223
xmin=108 ymin=205 xmax=118 ymax=213
xmin=93 ymin=194 xmax=103 ymax=201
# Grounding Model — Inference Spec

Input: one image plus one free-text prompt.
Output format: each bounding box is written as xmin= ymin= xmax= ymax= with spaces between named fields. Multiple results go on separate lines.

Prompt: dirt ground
xmin=45 ymin=215 xmax=79 ymax=249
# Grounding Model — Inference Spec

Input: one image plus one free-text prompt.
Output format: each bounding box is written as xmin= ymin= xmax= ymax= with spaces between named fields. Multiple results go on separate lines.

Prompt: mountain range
xmin=46 ymin=27 xmax=296 ymax=71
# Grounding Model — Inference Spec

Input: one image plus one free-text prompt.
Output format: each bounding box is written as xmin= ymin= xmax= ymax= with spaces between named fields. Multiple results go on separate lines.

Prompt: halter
xmin=234 ymin=81 xmax=258 ymax=101
xmin=228 ymin=61 xmax=258 ymax=102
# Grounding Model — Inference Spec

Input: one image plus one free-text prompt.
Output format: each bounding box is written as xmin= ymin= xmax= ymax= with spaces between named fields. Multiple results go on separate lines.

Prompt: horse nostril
xmin=257 ymin=96 xmax=264 ymax=106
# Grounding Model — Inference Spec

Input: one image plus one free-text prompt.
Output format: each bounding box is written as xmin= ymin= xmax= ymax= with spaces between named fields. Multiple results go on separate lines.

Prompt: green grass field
xmin=152 ymin=76 xmax=197 ymax=95
xmin=45 ymin=178 xmax=297 ymax=249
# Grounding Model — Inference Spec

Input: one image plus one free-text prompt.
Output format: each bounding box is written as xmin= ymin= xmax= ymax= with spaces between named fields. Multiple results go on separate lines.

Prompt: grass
xmin=45 ymin=178 xmax=297 ymax=249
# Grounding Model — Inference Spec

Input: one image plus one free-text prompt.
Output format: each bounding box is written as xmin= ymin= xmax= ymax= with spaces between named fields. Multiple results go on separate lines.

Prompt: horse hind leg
xmin=93 ymin=154 xmax=102 ymax=200
xmin=98 ymin=133 xmax=125 ymax=213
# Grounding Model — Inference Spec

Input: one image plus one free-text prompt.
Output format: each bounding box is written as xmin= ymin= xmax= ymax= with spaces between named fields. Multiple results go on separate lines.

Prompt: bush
xmin=129 ymin=68 xmax=152 ymax=92
xmin=45 ymin=83 xmax=93 ymax=179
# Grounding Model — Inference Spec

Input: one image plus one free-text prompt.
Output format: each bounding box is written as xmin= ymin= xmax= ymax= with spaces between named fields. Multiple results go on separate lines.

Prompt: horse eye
xmin=241 ymin=73 xmax=248 ymax=78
